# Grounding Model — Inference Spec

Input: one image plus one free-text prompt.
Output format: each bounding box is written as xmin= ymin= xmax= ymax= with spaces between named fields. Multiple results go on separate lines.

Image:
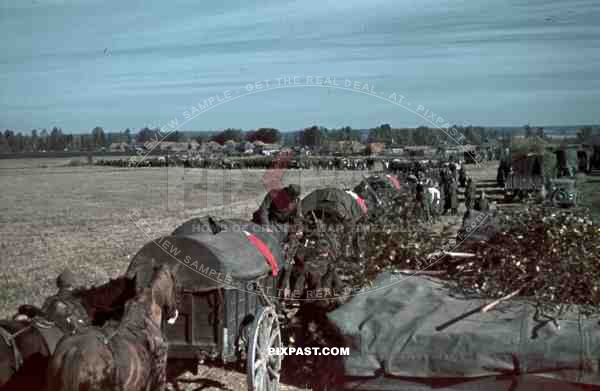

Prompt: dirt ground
xmin=0 ymin=157 xmax=500 ymax=391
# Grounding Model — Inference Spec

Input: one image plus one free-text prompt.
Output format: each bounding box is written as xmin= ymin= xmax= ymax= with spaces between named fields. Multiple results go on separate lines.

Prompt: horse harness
xmin=96 ymin=315 xmax=168 ymax=389
xmin=0 ymin=324 xmax=26 ymax=373
xmin=0 ymin=316 xmax=67 ymax=375
xmin=30 ymin=317 xmax=66 ymax=354
xmin=0 ymin=293 xmax=94 ymax=371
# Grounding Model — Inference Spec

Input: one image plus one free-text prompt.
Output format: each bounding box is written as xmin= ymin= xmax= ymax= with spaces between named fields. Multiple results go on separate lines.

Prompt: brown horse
xmin=0 ymin=275 xmax=138 ymax=391
xmin=47 ymin=264 xmax=179 ymax=391
xmin=0 ymin=319 xmax=51 ymax=391
xmin=16 ymin=275 xmax=138 ymax=327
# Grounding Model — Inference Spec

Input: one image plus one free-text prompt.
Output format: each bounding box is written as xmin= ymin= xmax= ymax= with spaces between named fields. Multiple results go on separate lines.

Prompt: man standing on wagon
xmin=253 ymin=184 xmax=303 ymax=230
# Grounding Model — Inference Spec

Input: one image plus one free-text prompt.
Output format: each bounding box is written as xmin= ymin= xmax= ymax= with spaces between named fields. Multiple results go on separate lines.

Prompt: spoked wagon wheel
xmin=551 ymin=189 xmax=567 ymax=207
xmin=247 ymin=306 xmax=282 ymax=391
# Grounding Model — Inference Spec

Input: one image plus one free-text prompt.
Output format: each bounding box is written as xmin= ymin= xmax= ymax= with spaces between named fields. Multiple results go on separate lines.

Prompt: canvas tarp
xmin=171 ymin=216 xmax=289 ymax=242
xmin=301 ymin=188 xmax=365 ymax=222
xmin=328 ymin=272 xmax=600 ymax=386
xmin=353 ymin=175 xmax=398 ymax=197
xmin=127 ymin=222 xmax=285 ymax=292
xmin=511 ymin=153 xmax=543 ymax=176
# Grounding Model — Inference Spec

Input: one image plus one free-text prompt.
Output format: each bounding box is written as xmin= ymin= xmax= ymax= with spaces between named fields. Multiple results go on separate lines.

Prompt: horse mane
xmin=119 ymin=266 xmax=175 ymax=330
xmin=147 ymin=265 xmax=176 ymax=307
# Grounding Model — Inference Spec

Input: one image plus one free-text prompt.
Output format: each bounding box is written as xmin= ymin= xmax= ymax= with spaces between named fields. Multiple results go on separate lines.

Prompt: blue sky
xmin=1 ymin=0 xmax=599 ymax=133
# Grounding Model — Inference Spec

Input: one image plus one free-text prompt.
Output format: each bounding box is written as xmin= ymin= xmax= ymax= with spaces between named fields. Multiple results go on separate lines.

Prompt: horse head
xmin=73 ymin=275 xmax=138 ymax=325
xmin=149 ymin=264 xmax=180 ymax=325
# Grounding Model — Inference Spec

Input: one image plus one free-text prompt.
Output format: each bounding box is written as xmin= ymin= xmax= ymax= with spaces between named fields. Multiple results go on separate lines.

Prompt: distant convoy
xmin=94 ymin=141 xmax=600 ymax=210
xmin=95 ymin=155 xmax=375 ymax=170
xmin=94 ymin=153 xmax=491 ymax=171
xmin=92 ymin=144 xmax=501 ymax=170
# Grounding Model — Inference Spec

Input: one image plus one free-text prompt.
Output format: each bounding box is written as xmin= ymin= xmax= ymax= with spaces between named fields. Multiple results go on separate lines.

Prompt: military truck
xmin=503 ymin=152 xmax=577 ymax=207
xmin=503 ymin=152 xmax=545 ymax=202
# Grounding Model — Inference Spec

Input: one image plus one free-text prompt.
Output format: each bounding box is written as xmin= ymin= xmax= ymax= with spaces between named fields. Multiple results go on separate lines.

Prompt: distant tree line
xmin=0 ymin=125 xmax=284 ymax=153
xmin=206 ymin=128 xmax=282 ymax=145
xmin=0 ymin=126 xmax=138 ymax=153
xmin=1 ymin=123 xmax=596 ymax=153
xmin=293 ymin=124 xmax=499 ymax=148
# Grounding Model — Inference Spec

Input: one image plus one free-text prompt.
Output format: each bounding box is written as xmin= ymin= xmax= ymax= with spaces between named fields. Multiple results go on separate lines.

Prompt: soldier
xmin=415 ymin=182 xmax=429 ymax=221
xmin=252 ymin=184 xmax=303 ymax=228
xmin=449 ymin=162 xmax=457 ymax=183
xmin=449 ymin=178 xmax=458 ymax=216
xmin=465 ymin=177 xmax=476 ymax=210
xmin=459 ymin=165 xmax=467 ymax=187
xmin=474 ymin=190 xmax=490 ymax=212
xmin=427 ymin=184 xmax=441 ymax=223
xmin=40 ymin=271 xmax=90 ymax=333
xmin=497 ymin=162 xmax=506 ymax=187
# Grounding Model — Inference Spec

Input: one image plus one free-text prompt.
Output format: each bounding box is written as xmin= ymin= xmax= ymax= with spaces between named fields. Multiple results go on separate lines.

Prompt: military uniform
xmin=415 ymin=183 xmax=429 ymax=221
xmin=40 ymin=271 xmax=90 ymax=333
xmin=449 ymin=180 xmax=458 ymax=216
xmin=474 ymin=192 xmax=489 ymax=212
xmin=253 ymin=185 xmax=302 ymax=226
xmin=459 ymin=167 xmax=467 ymax=187
xmin=465 ymin=178 xmax=476 ymax=210
xmin=449 ymin=163 xmax=457 ymax=183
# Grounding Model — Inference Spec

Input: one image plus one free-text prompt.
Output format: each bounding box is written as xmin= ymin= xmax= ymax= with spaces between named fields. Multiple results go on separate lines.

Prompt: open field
xmin=0 ymin=158 xmax=501 ymax=390
xmin=0 ymin=159 xmax=502 ymax=315
xmin=0 ymin=159 xmax=379 ymax=314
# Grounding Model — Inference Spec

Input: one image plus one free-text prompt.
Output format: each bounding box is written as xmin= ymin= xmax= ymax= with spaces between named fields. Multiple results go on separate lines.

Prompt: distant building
xmin=254 ymin=142 xmax=281 ymax=155
xmin=201 ymin=141 xmax=223 ymax=153
xmin=109 ymin=142 xmax=129 ymax=152
xmin=261 ymin=149 xmax=279 ymax=156
xmin=385 ymin=147 xmax=403 ymax=155
xmin=332 ymin=141 xmax=365 ymax=155
xmin=222 ymin=140 xmax=240 ymax=155
xmin=403 ymin=146 xmax=436 ymax=158
xmin=144 ymin=141 xmax=181 ymax=151
xmin=239 ymin=141 xmax=255 ymax=154
xmin=366 ymin=143 xmax=385 ymax=155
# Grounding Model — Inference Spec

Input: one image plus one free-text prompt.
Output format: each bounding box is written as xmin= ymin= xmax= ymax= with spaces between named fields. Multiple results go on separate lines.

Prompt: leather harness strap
xmin=96 ymin=326 xmax=121 ymax=386
xmin=0 ymin=326 xmax=24 ymax=372
xmin=31 ymin=318 xmax=65 ymax=354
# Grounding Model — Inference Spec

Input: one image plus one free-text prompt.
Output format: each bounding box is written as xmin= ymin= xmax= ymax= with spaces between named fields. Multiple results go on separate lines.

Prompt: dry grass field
xmin=0 ymin=157 xmax=500 ymax=391
xmin=0 ymin=158 xmax=373 ymax=315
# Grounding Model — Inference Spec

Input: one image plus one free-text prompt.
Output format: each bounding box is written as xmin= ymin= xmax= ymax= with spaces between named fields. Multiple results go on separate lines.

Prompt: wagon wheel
xmin=247 ymin=306 xmax=282 ymax=391
xmin=551 ymin=189 xmax=570 ymax=207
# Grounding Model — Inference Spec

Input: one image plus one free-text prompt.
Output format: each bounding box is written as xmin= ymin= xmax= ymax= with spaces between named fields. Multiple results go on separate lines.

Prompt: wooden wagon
xmin=126 ymin=218 xmax=288 ymax=391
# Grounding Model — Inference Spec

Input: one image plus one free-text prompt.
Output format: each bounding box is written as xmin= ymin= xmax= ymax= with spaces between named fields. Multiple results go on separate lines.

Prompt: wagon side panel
xmin=167 ymin=290 xmax=223 ymax=360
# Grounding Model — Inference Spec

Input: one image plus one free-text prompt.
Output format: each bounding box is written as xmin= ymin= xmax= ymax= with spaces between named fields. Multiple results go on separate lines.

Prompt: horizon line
xmin=2 ymin=123 xmax=599 ymax=135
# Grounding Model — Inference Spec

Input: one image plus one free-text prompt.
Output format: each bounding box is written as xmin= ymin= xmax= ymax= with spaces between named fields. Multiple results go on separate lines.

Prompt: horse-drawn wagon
xmin=126 ymin=217 xmax=288 ymax=391
xmin=352 ymin=174 xmax=402 ymax=212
